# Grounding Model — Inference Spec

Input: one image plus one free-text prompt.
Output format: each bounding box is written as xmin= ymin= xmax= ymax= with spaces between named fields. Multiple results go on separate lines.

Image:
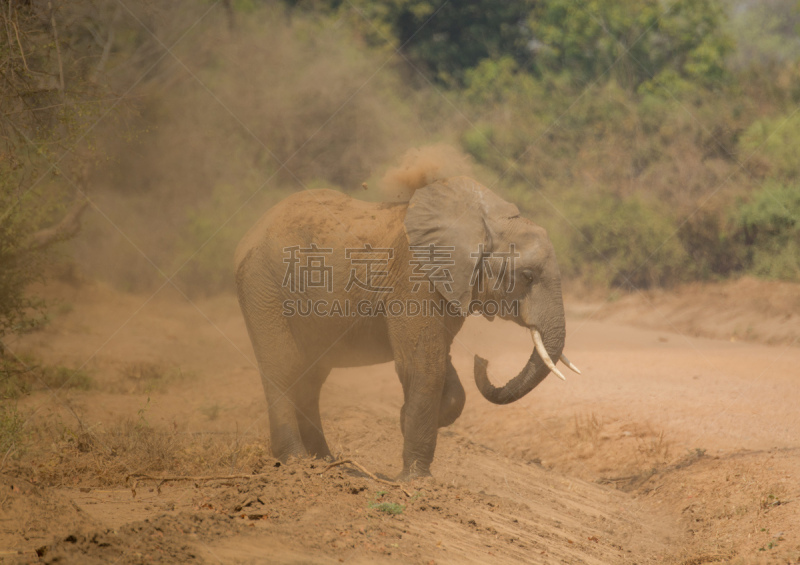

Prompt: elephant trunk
xmin=474 ymin=327 xmax=565 ymax=405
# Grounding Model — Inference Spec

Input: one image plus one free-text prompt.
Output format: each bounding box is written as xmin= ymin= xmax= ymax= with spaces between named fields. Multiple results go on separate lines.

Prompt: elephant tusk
xmin=560 ymin=353 xmax=582 ymax=375
xmin=531 ymin=330 xmax=566 ymax=381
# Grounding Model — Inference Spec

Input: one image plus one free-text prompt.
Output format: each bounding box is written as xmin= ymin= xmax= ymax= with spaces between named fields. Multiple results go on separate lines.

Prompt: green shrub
xmin=739 ymin=112 xmax=800 ymax=180
xmin=463 ymin=57 xmax=523 ymax=105
xmin=1 ymin=356 xmax=93 ymax=399
xmin=734 ymin=181 xmax=800 ymax=281
xmin=40 ymin=366 xmax=95 ymax=392
xmin=460 ymin=125 xmax=494 ymax=164
xmin=0 ymin=171 xmax=49 ymax=340
xmin=1 ymin=357 xmax=34 ymax=400
xmin=531 ymin=0 xmax=732 ymax=91
xmin=562 ymin=194 xmax=689 ymax=289
xmin=676 ymin=209 xmax=743 ymax=280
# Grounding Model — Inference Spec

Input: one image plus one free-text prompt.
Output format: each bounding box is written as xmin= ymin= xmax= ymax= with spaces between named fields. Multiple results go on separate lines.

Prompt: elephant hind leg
xmin=438 ymin=356 xmax=465 ymax=428
xmin=294 ymin=366 xmax=332 ymax=459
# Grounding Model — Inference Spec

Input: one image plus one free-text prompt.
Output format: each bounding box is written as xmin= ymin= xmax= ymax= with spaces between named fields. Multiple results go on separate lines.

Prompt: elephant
xmin=235 ymin=176 xmax=580 ymax=479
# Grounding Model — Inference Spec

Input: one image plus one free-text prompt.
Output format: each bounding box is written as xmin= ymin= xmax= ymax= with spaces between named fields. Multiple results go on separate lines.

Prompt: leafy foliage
xmin=734 ymin=182 xmax=800 ymax=281
xmin=2 ymin=0 xmax=796 ymax=301
xmin=0 ymin=1 xmax=119 ymax=340
xmin=1 ymin=354 xmax=93 ymax=400
xmin=739 ymin=112 xmax=800 ymax=181
xmin=726 ymin=0 xmax=800 ymax=68
xmin=564 ymin=194 xmax=689 ymax=288
xmin=0 ymin=179 xmax=47 ymax=339
xmin=336 ymin=0 xmax=538 ymax=85
xmin=529 ymin=0 xmax=733 ymax=91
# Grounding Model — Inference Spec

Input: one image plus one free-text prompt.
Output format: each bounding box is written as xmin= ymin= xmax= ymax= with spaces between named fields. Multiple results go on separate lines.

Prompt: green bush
xmin=676 ymin=209 xmax=743 ymax=280
xmin=734 ymin=181 xmax=800 ymax=281
xmin=0 ymin=168 xmax=56 ymax=340
xmin=1 ymin=1 xmax=120 ymax=339
xmin=1 ymin=356 xmax=93 ymax=399
xmin=40 ymin=366 xmax=95 ymax=392
xmin=562 ymin=194 xmax=689 ymax=289
xmin=531 ymin=0 xmax=732 ymax=91
xmin=739 ymin=112 xmax=800 ymax=180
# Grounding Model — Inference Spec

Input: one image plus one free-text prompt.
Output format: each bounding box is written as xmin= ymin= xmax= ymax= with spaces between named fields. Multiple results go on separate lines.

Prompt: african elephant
xmin=235 ymin=176 xmax=579 ymax=479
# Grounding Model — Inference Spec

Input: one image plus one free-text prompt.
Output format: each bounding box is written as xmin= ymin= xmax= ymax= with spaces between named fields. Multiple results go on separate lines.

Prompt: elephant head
xmin=403 ymin=176 xmax=580 ymax=405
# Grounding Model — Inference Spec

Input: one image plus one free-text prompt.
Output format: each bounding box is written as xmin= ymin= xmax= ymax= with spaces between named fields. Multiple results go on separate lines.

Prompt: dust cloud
xmin=379 ymin=144 xmax=474 ymax=201
xmin=68 ymin=3 xmax=437 ymax=297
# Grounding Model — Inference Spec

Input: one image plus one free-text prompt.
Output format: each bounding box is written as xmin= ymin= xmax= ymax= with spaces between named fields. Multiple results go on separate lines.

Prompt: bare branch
xmin=48 ymin=2 xmax=64 ymax=91
xmin=27 ymin=198 xmax=89 ymax=252
xmin=11 ymin=20 xmax=29 ymax=72
xmin=92 ymin=5 xmax=122 ymax=83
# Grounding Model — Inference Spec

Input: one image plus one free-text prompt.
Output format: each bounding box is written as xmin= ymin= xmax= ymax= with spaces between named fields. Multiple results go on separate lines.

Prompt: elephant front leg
xmin=401 ymin=355 xmax=464 ymax=434
xmin=438 ymin=355 xmax=465 ymax=428
xmin=397 ymin=341 xmax=446 ymax=480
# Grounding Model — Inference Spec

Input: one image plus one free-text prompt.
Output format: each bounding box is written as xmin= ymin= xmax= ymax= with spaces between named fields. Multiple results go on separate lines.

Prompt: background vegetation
xmin=3 ymin=0 xmax=800 ymax=345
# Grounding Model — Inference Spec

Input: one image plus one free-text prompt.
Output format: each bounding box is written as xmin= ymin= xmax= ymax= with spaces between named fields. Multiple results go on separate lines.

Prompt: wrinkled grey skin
xmin=235 ymin=177 xmax=566 ymax=479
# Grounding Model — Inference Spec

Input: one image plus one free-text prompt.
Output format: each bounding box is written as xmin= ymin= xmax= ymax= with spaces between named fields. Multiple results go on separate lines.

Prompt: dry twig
xmin=127 ymin=472 xmax=272 ymax=497
xmin=319 ymin=459 xmax=412 ymax=497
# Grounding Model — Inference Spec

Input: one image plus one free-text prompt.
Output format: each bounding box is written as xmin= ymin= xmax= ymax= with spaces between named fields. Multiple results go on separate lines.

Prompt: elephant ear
xmin=403 ymin=176 xmax=520 ymax=314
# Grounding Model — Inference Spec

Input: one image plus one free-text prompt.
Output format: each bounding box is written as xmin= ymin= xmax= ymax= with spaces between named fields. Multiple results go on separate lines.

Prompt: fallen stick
xmin=127 ymin=458 xmax=414 ymax=499
xmin=319 ymin=459 xmax=412 ymax=498
xmin=126 ymin=472 xmax=272 ymax=497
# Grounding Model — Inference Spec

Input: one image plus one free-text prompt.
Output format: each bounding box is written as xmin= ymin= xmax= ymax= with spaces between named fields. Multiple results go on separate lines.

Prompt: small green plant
xmin=120 ymin=362 xmax=188 ymax=394
xmin=137 ymin=396 xmax=152 ymax=429
xmin=761 ymin=492 xmax=785 ymax=511
xmin=368 ymin=491 xmax=405 ymax=515
xmin=369 ymin=501 xmax=406 ymax=515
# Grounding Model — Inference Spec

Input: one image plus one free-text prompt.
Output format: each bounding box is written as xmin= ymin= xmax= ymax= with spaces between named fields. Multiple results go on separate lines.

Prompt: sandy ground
xmin=1 ymin=278 xmax=799 ymax=564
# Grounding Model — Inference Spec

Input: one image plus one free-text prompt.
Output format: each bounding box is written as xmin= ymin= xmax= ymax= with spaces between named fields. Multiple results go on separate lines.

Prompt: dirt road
xmin=2 ymin=280 xmax=798 ymax=564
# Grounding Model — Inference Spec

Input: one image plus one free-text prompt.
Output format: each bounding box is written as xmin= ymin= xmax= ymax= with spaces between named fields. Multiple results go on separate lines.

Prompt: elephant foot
xmin=396 ymin=461 xmax=433 ymax=482
xmin=306 ymin=448 xmax=333 ymax=461
xmin=271 ymin=442 xmax=309 ymax=464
